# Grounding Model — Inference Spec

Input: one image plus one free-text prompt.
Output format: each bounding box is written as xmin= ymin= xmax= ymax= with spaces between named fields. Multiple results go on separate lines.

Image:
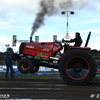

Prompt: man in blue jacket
xmin=4 ymin=51 xmax=13 ymax=78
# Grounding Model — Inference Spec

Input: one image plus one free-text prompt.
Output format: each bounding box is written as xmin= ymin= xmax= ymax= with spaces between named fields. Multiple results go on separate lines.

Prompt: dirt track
xmin=0 ymin=77 xmax=100 ymax=99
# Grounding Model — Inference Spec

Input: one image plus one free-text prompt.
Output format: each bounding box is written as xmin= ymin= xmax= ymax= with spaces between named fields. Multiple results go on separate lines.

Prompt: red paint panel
xmin=23 ymin=42 xmax=55 ymax=58
xmin=97 ymin=69 xmax=100 ymax=71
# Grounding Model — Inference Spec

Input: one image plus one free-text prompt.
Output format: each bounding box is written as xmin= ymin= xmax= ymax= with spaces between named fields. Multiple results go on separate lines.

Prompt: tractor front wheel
xmin=30 ymin=64 xmax=39 ymax=74
xmin=59 ymin=50 xmax=97 ymax=85
xmin=18 ymin=58 xmax=33 ymax=74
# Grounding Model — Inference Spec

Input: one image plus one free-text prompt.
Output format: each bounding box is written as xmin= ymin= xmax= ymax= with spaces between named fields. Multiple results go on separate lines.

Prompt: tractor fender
xmin=59 ymin=47 xmax=91 ymax=60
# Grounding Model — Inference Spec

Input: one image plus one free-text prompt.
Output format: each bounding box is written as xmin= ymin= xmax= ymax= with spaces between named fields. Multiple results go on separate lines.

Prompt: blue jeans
xmin=5 ymin=63 xmax=13 ymax=77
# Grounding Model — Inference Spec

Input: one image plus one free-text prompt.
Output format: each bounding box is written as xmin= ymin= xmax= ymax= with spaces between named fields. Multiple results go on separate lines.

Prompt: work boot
xmin=10 ymin=76 xmax=14 ymax=78
xmin=5 ymin=76 xmax=9 ymax=78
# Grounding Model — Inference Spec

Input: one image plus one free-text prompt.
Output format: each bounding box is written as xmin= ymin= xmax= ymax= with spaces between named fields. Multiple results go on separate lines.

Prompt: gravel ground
xmin=0 ymin=77 xmax=100 ymax=99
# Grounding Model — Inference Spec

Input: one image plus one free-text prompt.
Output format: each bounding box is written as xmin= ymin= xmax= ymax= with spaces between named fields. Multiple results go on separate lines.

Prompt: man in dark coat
xmin=63 ymin=32 xmax=83 ymax=52
xmin=4 ymin=51 xmax=13 ymax=78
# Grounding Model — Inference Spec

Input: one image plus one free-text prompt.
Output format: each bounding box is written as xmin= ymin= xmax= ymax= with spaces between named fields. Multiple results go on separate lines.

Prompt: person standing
xmin=4 ymin=51 xmax=13 ymax=78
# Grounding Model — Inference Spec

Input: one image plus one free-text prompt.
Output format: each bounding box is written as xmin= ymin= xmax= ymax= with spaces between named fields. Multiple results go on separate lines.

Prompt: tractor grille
xmin=19 ymin=43 xmax=25 ymax=54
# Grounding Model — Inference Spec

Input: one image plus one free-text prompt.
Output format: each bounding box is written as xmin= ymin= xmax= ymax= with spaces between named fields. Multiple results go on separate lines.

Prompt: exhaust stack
xmin=30 ymin=37 xmax=32 ymax=43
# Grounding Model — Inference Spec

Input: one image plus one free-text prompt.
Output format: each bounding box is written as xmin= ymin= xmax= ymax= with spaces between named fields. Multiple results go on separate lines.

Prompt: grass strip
xmin=0 ymin=74 xmax=60 ymax=77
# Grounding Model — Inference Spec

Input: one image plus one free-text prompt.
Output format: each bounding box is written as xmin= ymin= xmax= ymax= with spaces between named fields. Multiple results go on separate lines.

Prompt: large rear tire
xmin=59 ymin=49 xmax=97 ymax=85
xmin=18 ymin=58 xmax=33 ymax=74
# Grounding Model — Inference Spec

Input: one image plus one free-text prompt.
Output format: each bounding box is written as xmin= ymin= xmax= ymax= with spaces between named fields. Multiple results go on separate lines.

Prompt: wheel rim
xmin=20 ymin=61 xmax=29 ymax=71
xmin=66 ymin=56 xmax=90 ymax=80
xmin=33 ymin=67 xmax=36 ymax=70
xmin=32 ymin=63 xmax=38 ymax=71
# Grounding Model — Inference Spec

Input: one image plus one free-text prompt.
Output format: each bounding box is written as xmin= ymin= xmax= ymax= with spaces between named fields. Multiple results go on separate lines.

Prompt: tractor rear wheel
xmin=30 ymin=64 xmax=39 ymax=74
xmin=59 ymin=49 xmax=97 ymax=85
xmin=18 ymin=58 xmax=33 ymax=74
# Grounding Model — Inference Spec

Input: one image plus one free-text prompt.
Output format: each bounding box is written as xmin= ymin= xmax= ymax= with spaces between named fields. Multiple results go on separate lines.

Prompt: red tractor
xmin=12 ymin=32 xmax=97 ymax=85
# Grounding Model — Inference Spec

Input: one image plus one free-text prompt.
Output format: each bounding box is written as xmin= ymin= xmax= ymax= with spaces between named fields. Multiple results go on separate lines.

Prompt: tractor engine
xmin=19 ymin=38 xmax=62 ymax=58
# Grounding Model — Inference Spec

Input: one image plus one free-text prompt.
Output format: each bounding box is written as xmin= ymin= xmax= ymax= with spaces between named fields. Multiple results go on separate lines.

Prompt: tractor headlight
xmin=53 ymin=60 xmax=58 ymax=64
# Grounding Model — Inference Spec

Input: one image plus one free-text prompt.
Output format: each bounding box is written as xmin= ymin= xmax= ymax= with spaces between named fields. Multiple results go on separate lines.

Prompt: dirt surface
xmin=0 ymin=77 xmax=100 ymax=99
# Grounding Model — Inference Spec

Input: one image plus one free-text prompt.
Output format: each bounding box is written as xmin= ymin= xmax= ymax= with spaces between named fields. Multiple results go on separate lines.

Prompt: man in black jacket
xmin=63 ymin=32 xmax=83 ymax=52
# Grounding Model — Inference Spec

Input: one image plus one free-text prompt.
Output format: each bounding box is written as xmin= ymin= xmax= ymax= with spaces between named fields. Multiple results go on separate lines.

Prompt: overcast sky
xmin=0 ymin=0 xmax=100 ymax=52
